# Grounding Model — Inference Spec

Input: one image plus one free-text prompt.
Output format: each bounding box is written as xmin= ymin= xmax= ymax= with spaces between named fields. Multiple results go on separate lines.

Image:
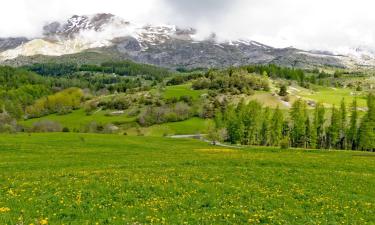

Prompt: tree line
xmin=213 ymin=94 xmax=375 ymax=151
xmin=24 ymin=61 xmax=170 ymax=80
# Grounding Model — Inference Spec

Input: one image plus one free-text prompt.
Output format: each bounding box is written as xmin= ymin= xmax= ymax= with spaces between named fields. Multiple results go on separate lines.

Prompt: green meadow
xmin=298 ymin=87 xmax=368 ymax=107
xmin=19 ymin=109 xmax=137 ymax=130
xmin=163 ymin=84 xmax=206 ymax=100
xmin=0 ymin=133 xmax=374 ymax=224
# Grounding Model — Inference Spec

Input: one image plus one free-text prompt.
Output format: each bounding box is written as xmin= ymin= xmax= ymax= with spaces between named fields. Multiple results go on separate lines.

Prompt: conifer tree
xmin=241 ymin=101 xmax=262 ymax=145
xmin=358 ymin=94 xmax=375 ymax=151
xmin=270 ymin=106 xmax=284 ymax=146
xmin=339 ymin=99 xmax=347 ymax=149
xmin=290 ymin=99 xmax=307 ymax=148
xmin=305 ymin=117 xmax=312 ymax=148
xmin=260 ymin=107 xmax=271 ymax=146
xmin=347 ymin=99 xmax=359 ymax=150
xmin=327 ymin=105 xmax=340 ymax=149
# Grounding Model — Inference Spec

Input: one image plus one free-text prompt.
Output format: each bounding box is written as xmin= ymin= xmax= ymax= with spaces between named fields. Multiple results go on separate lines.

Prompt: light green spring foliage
xmin=25 ymin=88 xmax=84 ymax=118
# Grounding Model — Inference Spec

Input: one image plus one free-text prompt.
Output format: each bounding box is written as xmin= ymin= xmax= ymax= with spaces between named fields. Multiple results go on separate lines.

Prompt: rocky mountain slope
xmin=0 ymin=13 xmax=374 ymax=69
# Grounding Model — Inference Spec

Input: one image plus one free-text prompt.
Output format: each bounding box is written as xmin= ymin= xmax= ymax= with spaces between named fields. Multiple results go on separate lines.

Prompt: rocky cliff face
xmin=0 ymin=37 xmax=29 ymax=52
xmin=0 ymin=13 xmax=371 ymax=69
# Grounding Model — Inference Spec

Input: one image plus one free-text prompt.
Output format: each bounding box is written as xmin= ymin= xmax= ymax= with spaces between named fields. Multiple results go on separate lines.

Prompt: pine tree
xmin=339 ymin=99 xmax=347 ymax=149
xmin=313 ymin=103 xmax=326 ymax=149
xmin=327 ymin=105 xmax=340 ymax=149
xmin=241 ymin=101 xmax=262 ymax=145
xmin=260 ymin=107 xmax=271 ymax=146
xmin=347 ymin=99 xmax=359 ymax=150
xmin=305 ymin=117 xmax=312 ymax=148
xmin=226 ymin=106 xmax=243 ymax=144
xmin=358 ymin=94 xmax=375 ymax=151
xmin=290 ymin=99 xmax=307 ymax=148
xmin=270 ymin=106 xmax=284 ymax=146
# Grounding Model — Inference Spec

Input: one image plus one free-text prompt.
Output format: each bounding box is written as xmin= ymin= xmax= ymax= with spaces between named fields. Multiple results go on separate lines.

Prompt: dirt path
xmin=169 ymin=134 xmax=243 ymax=149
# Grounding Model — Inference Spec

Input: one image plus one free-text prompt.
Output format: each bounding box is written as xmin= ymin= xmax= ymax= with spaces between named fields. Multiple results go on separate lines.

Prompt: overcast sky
xmin=1 ymin=0 xmax=375 ymax=52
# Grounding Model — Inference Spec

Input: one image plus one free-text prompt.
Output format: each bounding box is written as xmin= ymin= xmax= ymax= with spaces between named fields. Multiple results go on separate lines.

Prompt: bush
xmin=280 ymin=138 xmax=290 ymax=149
xmin=31 ymin=120 xmax=63 ymax=133
xmin=279 ymin=85 xmax=288 ymax=96
xmin=62 ymin=127 xmax=70 ymax=132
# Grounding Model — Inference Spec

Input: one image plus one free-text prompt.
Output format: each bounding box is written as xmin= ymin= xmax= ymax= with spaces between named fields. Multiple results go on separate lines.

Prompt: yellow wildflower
xmin=0 ymin=207 xmax=10 ymax=213
xmin=39 ymin=218 xmax=48 ymax=225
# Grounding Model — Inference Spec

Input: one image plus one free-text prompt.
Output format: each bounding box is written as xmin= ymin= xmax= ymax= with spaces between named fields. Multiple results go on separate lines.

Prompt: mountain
xmin=0 ymin=37 xmax=29 ymax=52
xmin=0 ymin=13 xmax=373 ymax=69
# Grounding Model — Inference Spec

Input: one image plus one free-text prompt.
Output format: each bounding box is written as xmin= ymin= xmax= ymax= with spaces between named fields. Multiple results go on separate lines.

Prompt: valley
xmin=0 ymin=9 xmax=375 ymax=225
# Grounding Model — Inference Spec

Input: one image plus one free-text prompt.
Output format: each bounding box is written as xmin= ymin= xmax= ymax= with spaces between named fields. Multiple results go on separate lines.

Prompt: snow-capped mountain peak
xmin=1 ymin=13 xmax=375 ymax=69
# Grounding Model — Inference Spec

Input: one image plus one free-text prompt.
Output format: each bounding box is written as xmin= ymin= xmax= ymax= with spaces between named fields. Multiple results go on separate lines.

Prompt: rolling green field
xmin=163 ymin=84 xmax=206 ymax=100
xmin=125 ymin=118 xmax=210 ymax=136
xmin=19 ymin=109 xmax=136 ymax=130
xmin=0 ymin=133 xmax=374 ymax=224
xmin=298 ymin=87 xmax=368 ymax=107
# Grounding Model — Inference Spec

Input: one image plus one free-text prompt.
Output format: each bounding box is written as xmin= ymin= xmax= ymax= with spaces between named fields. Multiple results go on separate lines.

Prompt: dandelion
xmin=0 ymin=207 xmax=10 ymax=213
xmin=39 ymin=218 xmax=48 ymax=225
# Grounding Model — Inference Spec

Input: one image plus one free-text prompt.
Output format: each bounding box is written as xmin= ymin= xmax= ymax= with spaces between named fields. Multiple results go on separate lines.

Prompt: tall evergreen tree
xmin=313 ymin=103 xmax=326 ymax=149
xmin=339 ymin=99 xmax=347 ymax=149
xmin=290 ymin=99 xmax=307 ymax=148
xmin=241 ymin=101 xmax=262 ymax=145
xmin=260 ymin=107 xmax=271 ymax=146
xmin=226 ymin=106 xmax=243 ymax=144
xmin=327 ymin=105 xmax=340 ymax=149
xmin=358 ymin=94 xmax=375 ymax=151
xmin=304 ymin=117 xmax=312 ymax=148
xmin=270 ymin=106 xmax=284 ymax=146
xmin=347 ymin=99 xmax=359 ymax=150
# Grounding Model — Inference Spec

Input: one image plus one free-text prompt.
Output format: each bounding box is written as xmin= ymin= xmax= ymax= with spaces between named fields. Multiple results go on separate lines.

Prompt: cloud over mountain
xmin=1 ymin=0 xmax=375 ymax=53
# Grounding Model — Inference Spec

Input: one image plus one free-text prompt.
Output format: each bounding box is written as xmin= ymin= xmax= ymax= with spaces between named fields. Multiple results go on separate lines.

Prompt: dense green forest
xmin=213 ymin=96 xmax=374 ymax=151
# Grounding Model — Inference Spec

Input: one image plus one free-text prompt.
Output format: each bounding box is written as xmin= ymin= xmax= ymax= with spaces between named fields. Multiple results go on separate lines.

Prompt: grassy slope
xmin=19 ymin=109 xmax=136 ymax=130
xmin=298 ymin=87 xmax=368 ymax=107
xmin=0 ymin=133 xmax=374 ymax=224
xmin=163 ymin=84 xmax=206 ymax=100
xmin=125 ymin=118 xmax=211 ymax=136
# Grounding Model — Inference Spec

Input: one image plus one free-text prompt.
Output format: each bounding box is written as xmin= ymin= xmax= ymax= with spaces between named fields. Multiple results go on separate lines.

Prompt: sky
xmin=1 ymin=0 xmax=375 ymax=52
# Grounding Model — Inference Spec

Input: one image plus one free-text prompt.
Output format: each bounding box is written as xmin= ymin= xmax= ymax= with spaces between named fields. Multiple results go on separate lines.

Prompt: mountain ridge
xmin=0 ymin=13 xmax=373 ymax=70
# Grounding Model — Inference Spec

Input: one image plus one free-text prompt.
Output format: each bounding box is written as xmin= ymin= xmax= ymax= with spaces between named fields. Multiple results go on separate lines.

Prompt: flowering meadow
xmin=0 ymin=133 xmax=374 ymax=224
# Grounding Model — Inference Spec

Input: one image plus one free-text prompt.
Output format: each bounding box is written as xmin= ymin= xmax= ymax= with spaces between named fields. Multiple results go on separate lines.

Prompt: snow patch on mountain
xmin=0 ymin=14 xmax=192 ymax=60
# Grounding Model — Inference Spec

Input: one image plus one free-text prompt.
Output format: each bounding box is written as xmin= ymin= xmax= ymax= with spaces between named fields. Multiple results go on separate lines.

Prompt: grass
xmin=0 ymin=133 xmax=374 ymax=224
xmin=125 ymin=118 xmax=211 ymax=136
xmin=245 ymin=92 xmax=294 ymax=109
xmin=19 ymin=109 xmax=136 ymax=130
xmin=298 ymin=87 xmax=368 ymax=107
xmin=163 ymin=84 xmax=206 ymax=100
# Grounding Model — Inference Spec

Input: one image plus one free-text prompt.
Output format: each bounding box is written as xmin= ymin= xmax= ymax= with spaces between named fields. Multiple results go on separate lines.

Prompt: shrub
xmin=279 ymin=85 xmax=288 ymax=96
xmin=62 ymin=127 xmax=70 ymax=133
xmin=280 ymin=138 xmax=290 ymax=149
xmin=31 ymin=120 xmax=63 ymax=133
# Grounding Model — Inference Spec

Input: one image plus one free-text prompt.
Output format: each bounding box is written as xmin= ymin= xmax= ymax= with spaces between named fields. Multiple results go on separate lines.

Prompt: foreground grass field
xmin=0 ymin=134 xmax=374 ymax=224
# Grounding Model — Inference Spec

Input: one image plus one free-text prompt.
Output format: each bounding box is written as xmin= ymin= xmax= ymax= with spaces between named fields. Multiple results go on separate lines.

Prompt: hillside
xmin=1 ymin=61 xmax=374 ymax=151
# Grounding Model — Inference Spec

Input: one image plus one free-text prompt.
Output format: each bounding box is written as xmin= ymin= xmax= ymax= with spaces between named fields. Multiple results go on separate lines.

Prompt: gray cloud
xmin=160 ymin=0 xmax=240 ymax=23
xmin=0 ymin=0 xmax=375 ymax=53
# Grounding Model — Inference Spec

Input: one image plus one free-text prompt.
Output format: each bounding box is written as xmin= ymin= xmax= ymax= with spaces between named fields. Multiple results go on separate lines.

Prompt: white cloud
xmin=0 ymin=0 xmax=374 ymax=52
